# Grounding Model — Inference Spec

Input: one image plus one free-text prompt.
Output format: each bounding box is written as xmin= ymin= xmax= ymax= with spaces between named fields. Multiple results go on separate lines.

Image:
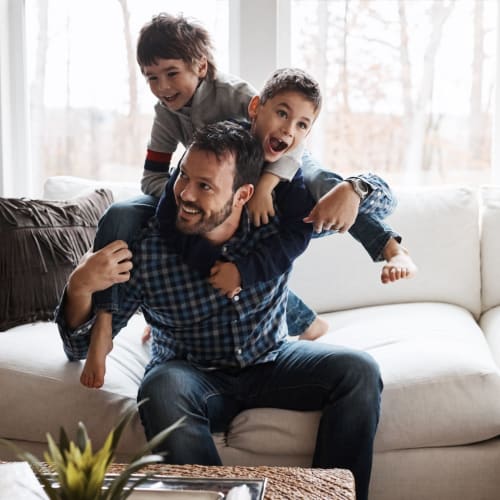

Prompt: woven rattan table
xmin=109 ymin=464 xmax=355 ymax=499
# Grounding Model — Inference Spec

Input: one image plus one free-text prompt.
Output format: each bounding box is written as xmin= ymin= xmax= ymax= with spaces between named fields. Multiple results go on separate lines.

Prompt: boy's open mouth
xmin=269 ymin=137 xmax=289 ymax=153
xmin=162 ymin=93 xmax=180 ymax=104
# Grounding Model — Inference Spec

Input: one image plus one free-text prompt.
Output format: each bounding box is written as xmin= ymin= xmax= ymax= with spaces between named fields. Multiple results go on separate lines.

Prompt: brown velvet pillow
xmin=0 ymin=189 xmax=113 ymax=331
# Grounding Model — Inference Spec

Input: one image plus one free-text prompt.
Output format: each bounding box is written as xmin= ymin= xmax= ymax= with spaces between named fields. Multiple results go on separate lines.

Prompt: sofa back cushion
xmin=480 ymin=185 xmax=500 ymax=313
xmin=290 ymin=186 xmax=481 ymax=317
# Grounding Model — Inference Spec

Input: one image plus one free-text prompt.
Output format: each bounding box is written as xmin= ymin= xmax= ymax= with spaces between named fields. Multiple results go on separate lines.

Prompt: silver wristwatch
xmin=346 ymin=177 xmax=371 ymax=200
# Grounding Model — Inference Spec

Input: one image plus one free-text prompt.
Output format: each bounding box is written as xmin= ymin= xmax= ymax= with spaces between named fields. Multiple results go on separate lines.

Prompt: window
xmin=25 ymin=0 xmax=229 ymax=185
xmin=291 ymin=0 xmax=498 ymax=186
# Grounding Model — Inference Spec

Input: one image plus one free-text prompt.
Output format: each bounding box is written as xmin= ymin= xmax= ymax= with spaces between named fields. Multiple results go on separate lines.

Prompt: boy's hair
xmin=137 ymin=13 xmax=216 ymax=80
xmin=260 ymin=68 xmax=322 ymax=112
xmin=190 ymin=121 xmax=264 ymax=190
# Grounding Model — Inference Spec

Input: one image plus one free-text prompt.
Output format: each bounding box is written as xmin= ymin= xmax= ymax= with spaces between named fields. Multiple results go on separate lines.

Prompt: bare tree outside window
xmin=25 ymin=0 xmax=229 ymax=184
xmin=292 ymin=0 xmax=497 ymax=186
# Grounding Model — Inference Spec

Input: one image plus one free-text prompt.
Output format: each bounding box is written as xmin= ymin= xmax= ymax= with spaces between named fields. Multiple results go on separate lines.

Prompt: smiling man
xmin=56 ymin=121 xmax=382 ymax=500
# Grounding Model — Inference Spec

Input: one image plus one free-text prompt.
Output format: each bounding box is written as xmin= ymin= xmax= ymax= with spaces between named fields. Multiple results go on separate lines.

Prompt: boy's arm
xmin=141 ymin=103 xmax=181 ymax=197
xmin=141 ymin=150 xmax=173 ymax=197
xmin=233 ymin=170 xmax=315 ymax=287
xmin=247 ymin=143 xmax=305 ymax=226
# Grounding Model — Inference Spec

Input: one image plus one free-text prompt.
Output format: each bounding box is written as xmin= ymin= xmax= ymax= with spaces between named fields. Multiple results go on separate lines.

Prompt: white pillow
xmin=43 ymin=175 xmax=141 ymax=202
xmin=290 ymin=185 xmax=481 ymax=316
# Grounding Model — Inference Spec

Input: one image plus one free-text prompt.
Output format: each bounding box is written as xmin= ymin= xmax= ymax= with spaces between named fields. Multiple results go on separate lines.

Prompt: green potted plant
xmin=1 ymin=400 xmax=184 ymax=499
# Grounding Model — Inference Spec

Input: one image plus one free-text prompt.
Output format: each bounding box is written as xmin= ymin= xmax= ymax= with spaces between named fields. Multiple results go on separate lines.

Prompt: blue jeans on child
xmin=93 ymin=152 xmax=399 ymax=334
xmin=137 ymin=340 xmax=383 ymax=500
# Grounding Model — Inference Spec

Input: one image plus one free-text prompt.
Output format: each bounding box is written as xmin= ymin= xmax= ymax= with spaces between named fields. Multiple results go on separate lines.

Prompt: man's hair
xmin=190 ymin=121 xmax=264 ymax=191
xmin=260 ymin=68 xmax=322 ymax=112
xmin=137 ymin=13 xmax=216 ymax=80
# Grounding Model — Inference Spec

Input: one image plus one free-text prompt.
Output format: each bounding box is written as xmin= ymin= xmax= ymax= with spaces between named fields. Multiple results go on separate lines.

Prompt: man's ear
xmin=247 ymin=95 xmax=260 ymax=120
xmin=234 ymin=184 xmax=255 ymax=207
xmin=197 ymin=56 xmax=208 ymax=78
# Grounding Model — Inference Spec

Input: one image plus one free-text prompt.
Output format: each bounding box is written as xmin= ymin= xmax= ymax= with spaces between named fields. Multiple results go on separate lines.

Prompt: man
xmin=57 ymin=121 xmax=382 ymax=500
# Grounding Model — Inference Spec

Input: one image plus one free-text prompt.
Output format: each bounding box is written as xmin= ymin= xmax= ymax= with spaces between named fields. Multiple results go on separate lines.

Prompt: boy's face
xmin=248 ymin=91 xmax=318 ymax=163
xmin=142 ymin=58 xmax=207 ymax=111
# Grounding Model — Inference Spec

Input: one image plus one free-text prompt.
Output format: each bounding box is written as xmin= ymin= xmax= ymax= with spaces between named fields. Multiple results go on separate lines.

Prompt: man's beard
xmin=176 ymin=196 xmax=234 ymax=235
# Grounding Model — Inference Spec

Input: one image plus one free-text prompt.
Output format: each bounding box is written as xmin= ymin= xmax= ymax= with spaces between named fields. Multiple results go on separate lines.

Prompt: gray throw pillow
xmin=0 ymin=189 xmax=113 ymax=331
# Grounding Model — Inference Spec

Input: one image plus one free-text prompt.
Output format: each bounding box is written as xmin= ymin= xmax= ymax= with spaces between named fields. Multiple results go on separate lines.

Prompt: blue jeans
xmin=138 ymin=341 xmax=383 ymax=500
xmin=93 ymin=195 xmax=158 ymax=311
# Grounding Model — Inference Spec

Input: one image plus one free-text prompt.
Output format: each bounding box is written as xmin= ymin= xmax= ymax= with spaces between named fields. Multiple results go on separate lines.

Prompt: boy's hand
xmin=303 ymin=181 xmax=361 ymax=233
xmin=208 ymin=261 xmax=242 ymax=299
xmin=247 ymin=172 xmax=280 ymax=226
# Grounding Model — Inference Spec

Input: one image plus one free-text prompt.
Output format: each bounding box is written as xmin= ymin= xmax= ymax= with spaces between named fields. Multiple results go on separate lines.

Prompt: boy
xmin=83 ymin=13 xmax=415 ymax=389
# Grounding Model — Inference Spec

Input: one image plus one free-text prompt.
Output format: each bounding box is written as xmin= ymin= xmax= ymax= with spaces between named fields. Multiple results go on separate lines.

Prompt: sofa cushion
xmin=0 ymin=315 xmax=148 ymax=458
xmin=0 ymin=190 xmax=113 ymax=331
xmin=43 ymin=175 xmax=141 ymax=202
xmin=219 ymin=303 xmax=500 ymax=458
xmin=480 ymin=185 xmax=500 ymax=313
xmin=290 ymin=186 xmax=481 ymax=317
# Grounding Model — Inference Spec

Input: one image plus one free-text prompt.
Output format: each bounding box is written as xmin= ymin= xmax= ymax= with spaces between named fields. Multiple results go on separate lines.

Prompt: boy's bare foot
xmin=142 ymin=324 xmax=152 ymax=343
xmin=298 ymin=316 xmax=329 ymax=341
xmin=381 ymin=248 xmax=418 ymax=284
xmin=81 ymin=311 xmax=113 ymax=389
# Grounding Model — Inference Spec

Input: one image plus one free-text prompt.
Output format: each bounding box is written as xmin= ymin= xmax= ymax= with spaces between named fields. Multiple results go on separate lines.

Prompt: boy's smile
xmin=143 ymin=58 xmax=207 ymax=112
xmin=248 ymin=91 xmax=318 ymax=163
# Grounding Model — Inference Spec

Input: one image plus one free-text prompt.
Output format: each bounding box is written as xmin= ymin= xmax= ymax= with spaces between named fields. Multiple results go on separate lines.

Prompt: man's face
xmin=142 ymin=58 xmax=207 ymax=111
xmin=248 ymin=91 xmax=318 ymax=163
xmin=173 ymin=148 xmax=237 ymax=237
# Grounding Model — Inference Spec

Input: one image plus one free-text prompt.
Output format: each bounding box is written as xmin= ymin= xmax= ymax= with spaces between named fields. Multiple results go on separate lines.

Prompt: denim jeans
xmin=138 ymin=341 xmax=383 ymax=500
xmin=93 ymin=195 xmax=158 ymax=311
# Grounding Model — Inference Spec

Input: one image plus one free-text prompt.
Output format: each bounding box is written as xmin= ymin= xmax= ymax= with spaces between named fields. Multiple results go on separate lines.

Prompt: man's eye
xmin=179 ymin=171 xmax=188 ymax=179
xmin=146 ymin=76 xmax=157 ymax=82
xmin=167 ymin=71 xmax=178 ymax=78
xmin=277 ymin=110 xmax=287 ymax=118
xmin=200 ymin=183 xmax=211 ymax=191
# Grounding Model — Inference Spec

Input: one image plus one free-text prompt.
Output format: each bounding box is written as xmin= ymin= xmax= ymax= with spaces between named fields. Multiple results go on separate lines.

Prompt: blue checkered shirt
xmin=56 ymin=213 xmax=291 ymax=374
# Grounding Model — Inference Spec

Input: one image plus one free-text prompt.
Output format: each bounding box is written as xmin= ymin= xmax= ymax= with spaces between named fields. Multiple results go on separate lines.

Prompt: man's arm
xmin=64 ymin=241 xmax=133 ymax=328
xmin=56 ymin=241 xmax=134 ymax=361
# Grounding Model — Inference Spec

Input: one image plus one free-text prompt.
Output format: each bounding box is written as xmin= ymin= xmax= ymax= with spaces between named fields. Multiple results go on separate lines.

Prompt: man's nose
xmin=180 ymin=184 xmax=195 ymax=201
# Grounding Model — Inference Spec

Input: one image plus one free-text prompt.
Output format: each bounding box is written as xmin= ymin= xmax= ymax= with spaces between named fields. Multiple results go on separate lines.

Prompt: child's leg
xmin=82 ymin=195 xmax=158 ymax=388
xmin=287 ymin=291 xmax=329 ymax=340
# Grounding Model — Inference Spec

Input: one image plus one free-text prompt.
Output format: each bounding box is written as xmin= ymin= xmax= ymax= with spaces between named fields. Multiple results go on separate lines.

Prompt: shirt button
xmin=236 ymin=348 xmax=242 ymax=355
xmin=222 ymin=245 xmax=228 ymax=255
xmin=233 ymin=295 xmax=240 ymax=302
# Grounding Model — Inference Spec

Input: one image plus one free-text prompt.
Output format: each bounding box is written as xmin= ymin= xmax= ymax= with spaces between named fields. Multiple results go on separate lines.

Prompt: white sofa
xmin=2 ymin=176 xmax=500 ymax=500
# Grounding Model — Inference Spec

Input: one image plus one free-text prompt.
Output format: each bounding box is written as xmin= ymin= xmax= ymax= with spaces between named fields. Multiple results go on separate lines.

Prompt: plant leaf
xmin=76 ymin=422 xmax=90 ymax=453
xmin=108 ymin=400 xmax=148 ymax=460
xmin=130 ymin=416 xmax=185 ymax=463
xmin=58 ymin=426 xmax=70 ymax=456
xmin=105 ymin=454 xmax=165 ymax=500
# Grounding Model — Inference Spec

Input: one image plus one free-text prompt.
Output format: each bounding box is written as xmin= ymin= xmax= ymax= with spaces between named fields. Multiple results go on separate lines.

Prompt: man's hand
xmin=208 ymin=261 xmax=242 ymax=299
xmin=68 ymin=240 xmax=133 ymax=297
xmin=247 ymin=172 xmax=280 ymax=227
xmin=303 ymin=181 xmax=361 ymax=233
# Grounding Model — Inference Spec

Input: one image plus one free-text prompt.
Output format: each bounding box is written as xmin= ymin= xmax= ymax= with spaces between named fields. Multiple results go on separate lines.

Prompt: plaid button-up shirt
xmin=57 ymin=213 xmax=294 ymax=374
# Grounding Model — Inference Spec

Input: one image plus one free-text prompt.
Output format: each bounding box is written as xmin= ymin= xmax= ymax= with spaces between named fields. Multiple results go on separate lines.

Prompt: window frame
xmin=0 ymin=0 xmax=499 ymax=196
